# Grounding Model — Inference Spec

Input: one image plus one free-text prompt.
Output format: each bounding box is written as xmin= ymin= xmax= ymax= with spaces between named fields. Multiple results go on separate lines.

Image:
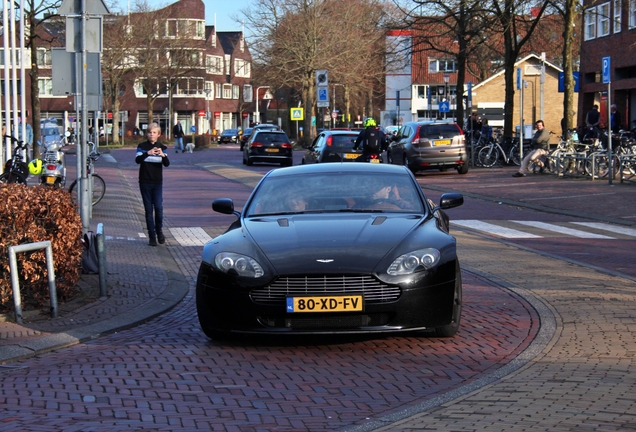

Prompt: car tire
xmin=246 ymin=157 xmax=253 ymax=166
xmin=403 ymin=154 xmax=416 ymax=173
xmin=196 ymin=272 xmax=225 ymax=340
xmin=434 ymin=261 xmax=462 ymax=337
xmin=387 ymin=151 xmax=394 ymax=164
xmin=457 ymin=164 xmax=469 ymax=174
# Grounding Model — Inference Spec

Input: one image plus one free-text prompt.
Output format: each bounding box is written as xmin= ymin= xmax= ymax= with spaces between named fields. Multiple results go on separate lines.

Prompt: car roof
xmin=265 ymin=161 xmax=412 ymax=178
xmin=318 ymin=130 xmax=360 ymax=136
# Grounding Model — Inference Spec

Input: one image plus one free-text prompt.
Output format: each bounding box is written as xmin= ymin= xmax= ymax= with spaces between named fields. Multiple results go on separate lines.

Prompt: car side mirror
xmin=212 ymin=198 xmax=235 ymax=214
xmin=438 ymin=193 xmax=464 ymax=210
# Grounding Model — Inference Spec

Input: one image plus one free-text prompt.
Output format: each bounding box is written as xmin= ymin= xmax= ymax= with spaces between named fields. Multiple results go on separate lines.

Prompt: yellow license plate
xmin=45 ymin=176 xmax=56 ymax=184
xmin=433 ymin=139 xmax=451 ymax=146
xmin=370 ymin=158 xmax=380 ymax=163
xmin=286 ymin=295 xmax=363 ymax=313
xmin=344 ymin=153 xmax=358 ymax=159
xmin=265 ymin=148 xmax=279 ymax=153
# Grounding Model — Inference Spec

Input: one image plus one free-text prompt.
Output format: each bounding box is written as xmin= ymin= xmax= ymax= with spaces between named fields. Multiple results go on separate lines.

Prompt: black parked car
xmin=302 ymin=130 xmax=383 ymax=164
xmin=242 ymin=129 xmax=293 ymax=166
xmin=219 ymin=128 xmax=239 ymax=144
xmin=240 ymin=124 xmax=279 ymax=151
xmin=387 ymin=121 xmax=469 ymax=174
xmin=196 ymin=163 xmax=464 ymax=339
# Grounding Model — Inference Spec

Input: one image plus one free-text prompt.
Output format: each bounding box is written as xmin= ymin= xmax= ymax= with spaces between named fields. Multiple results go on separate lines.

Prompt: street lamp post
xmin=332 ymin=83 xmax=344 ymax=128
xmin=443 ymin=73 xmax=450 ymax=120
xmin=255 ymin=86 xmax=270 ymax=125
xmin=205 ymin=88 xmax=211 ymax=134
xmin=185 ymin=100 xmax=189 ymax=131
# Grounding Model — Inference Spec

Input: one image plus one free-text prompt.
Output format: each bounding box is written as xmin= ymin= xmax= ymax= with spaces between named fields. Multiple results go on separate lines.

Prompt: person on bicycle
xmin=513 ymin=120 xmax=551 ymax=177
xmin=353 ymin=118 xmax=386 ymax=161
xmin=136 ymin=122 xmax=170 ymax=246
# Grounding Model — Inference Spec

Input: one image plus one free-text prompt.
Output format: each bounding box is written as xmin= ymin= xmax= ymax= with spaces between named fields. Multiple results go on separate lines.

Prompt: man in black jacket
xmin=136 ymin=122 xmax=170 ymax=246
xmin=173 ymin=121 xmax=184 ymax=153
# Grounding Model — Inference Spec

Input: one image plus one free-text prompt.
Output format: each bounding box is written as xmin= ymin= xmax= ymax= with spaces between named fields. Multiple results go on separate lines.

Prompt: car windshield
xmin=419 ymin=124 xmax=460 ymax=139
xmin=223 ymin=129 xmax=238 ymax=135
xmin=253 ymin=132 xmax=288 ymax=144
xmin=329 ymin=134 xmax=359 ymax=149
xmin=245 ymin=172 xmax=424 ymax=216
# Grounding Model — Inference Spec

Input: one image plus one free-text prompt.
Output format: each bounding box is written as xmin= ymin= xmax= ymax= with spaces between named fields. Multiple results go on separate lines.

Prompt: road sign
xmin=316 ymin=70 xmax=328 ymax=87
xmin=331 ymin=111 xmax=338 ymax=118
xmin=558 ymin=72 xmax=580 ymax=93
xmin=602 ymin=57 xmax=611 ymax=84
xmin=290 ymin=108 xmax=304 ymax=121
xmin=317 ymin=86 xmax=329 ymax=108
xmin=439 ymin=101 xmax=450 ymax=113
xmin=190 ymin=125 xmax=196 ymax=133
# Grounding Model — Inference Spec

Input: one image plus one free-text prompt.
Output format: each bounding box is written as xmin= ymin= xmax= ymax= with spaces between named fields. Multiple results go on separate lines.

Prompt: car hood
xmin=243 ymin=214 xmax=424 ymax=274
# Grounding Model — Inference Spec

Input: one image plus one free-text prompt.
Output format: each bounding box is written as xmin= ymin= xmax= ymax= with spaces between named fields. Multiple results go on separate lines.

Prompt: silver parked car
xmin=387 ymin=121 xmax=469 ymax=174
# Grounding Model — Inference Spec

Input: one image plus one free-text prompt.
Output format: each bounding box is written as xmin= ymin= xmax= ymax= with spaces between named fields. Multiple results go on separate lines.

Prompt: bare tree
xmin=397 ymin=0 xmax=492 ymax=129
xmin=489 ymin=0 xmax=550 ymax=140
xmin=242 ymin=0 xmax=388 ymax=139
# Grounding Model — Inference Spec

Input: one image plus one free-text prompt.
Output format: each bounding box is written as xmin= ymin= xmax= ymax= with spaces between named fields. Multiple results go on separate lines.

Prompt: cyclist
xmin=353 ymin=118 xmax=386 ymax=161
xmin=513 ymin=120 xmax=551 ymax=177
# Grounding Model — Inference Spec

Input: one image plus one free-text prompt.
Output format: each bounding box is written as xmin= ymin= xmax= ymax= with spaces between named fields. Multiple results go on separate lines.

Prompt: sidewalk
xmin=0 ymin=153 xmax=189 ymax=363
xmin=1 ymin=160 xmax=634 ymax=366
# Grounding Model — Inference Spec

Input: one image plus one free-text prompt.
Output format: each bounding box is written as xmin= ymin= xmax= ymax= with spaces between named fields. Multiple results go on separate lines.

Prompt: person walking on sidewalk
xmin=173 ymin=121 xmax=184 ymax=153
xmin=513 ymin=120 xmax=551 ymax=177
xmin=136 ymin=122 xmax=170 ymax=246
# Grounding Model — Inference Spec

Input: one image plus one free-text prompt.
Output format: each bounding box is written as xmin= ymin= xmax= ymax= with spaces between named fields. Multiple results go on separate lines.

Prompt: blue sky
xmin=111 ymin=0 xmax=251 ymax=32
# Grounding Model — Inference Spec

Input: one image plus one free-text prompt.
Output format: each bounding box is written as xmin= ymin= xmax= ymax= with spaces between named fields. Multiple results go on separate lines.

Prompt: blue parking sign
xmin=602 ymin=57 xmax=611 ymax=84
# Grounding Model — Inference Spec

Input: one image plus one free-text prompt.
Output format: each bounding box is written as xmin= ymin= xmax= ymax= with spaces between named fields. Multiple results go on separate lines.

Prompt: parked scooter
xmin=38 ymin=131 xmax=68 ymax=187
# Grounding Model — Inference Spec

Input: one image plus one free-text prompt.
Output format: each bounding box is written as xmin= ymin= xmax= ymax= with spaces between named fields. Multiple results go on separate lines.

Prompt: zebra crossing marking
xmin=570 ymin=222 xmax=636 ymax=237
xmin=452 ymin=220 xmax=542 ymax=238
xmin=510 ymin=221 xmax=614 ymax=239
xmin=169 ymin=227 xmax=213 ymax=246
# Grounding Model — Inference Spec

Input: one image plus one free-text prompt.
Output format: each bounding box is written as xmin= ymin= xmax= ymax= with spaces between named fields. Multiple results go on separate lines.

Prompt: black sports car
xmin=196 ymin=163 xmax=464 ymax=339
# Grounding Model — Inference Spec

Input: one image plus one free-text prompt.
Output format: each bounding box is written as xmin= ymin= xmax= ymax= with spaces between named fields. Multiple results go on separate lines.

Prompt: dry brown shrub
xmin=0 ymin=184 xmax=83 ymax=312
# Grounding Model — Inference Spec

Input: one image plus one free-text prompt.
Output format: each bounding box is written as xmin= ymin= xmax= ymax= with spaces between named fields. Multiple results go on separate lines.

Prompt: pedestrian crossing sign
xmin=290 ymin=108 xmax=304 ymax=121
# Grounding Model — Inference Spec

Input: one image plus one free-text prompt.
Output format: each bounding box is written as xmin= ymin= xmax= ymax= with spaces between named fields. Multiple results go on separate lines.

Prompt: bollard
xmin=96 ymin=223 xmax=107 ymax=298
xmin=9 ymin=241 xmax=58 ymax=324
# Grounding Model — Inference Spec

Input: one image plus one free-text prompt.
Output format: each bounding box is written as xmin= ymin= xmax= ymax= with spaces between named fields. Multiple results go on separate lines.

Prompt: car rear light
xmin=369 ymin=154 xmax=378 ymax=159
xmin=326 ymin=136 xmax=333 ymax=146
xmin=251 ymin=142 xmax=263 ymax=148
xmin=281 ymin=143 xmax=292 ymax=148
xmin=46 ymin=164 xmax=57 ymax=170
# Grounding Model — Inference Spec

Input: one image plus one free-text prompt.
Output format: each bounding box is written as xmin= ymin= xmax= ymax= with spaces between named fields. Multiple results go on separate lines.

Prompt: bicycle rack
xmin=556 ymin=152 xmax=589 ymax=178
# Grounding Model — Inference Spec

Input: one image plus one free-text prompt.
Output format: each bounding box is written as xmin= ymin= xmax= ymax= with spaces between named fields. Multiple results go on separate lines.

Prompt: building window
xmin=36 ymin=48 xmax=52 ymax=68
xmin=206 ymin=55 xmax=224 ymax=74
xmin=630 ymin=0 xmax=636 ymax=28
xmin=176 ymin=77 xmax=204 ymax=95
xmin=243 ymin=84 xmax=253 ymax=102
xmin=585 ymin=7 xmax=597 ymax=39
xmin=598 ymin=3 xmax=611 ymax=37
xmin=429 ymin=59 xmax=456 ymax=73
xmin=234 ymin=59 xmax=251 ymax=78
xmin=205 ymin=81 xmax=214 ymax=99
xmin=614 ymin=0 xmax=622 ymax=33
xmin=225 ymin=54 xmax=231 ymax=75
xmin=38 ymin=78 xmax=53 ymax=96
xmin=232 ymin=85 xmax=239 ymax=99
xmin=223 ymin=84 xmax=232 ymax=99
xmin=216 ymin=83 xmax=222 ymax=98
xmin=417 ymin=85 xmax=428 ymax=99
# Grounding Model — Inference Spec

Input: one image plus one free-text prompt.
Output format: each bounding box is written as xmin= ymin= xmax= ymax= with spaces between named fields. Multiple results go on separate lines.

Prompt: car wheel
xmin=403 ymin=154 xmax=416 ymax=173
xmin=242 ymin=153 xmax=247 ymax=165
xmin=281 ymin=159 xmax=293 ymax=167
xmin=434 ymin=261 xmax=462 ymax=337
xmin=387 ymin=151 xmax=394 ymax=164
xmin=439 ymin=168 xmax=448 ymax=172
xmin=246 ymin=157 xmax=254 ymax=166
xmin=457 ymin=164 xmax=469 ymax=174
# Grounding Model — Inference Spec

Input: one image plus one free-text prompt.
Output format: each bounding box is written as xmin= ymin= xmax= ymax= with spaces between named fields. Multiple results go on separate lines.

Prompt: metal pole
xmin=97 ymin=223 xmax=107 ymax=297
xmin=540 ymin=52 xmax=545 ymax=121
xmin=80 ymin=0 xmax=90 ymax=231
xmin=608 ymin=82 xmax=613 ymax=185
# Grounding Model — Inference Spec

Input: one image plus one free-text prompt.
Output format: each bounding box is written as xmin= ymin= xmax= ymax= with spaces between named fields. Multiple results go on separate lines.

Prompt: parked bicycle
xmin=1 ymin=135 xmax=29 ymax=184
xmin=477 ymin=134 xmax=527 ymax=168
xmin=68 ymin=142 xmax=106 ymax=206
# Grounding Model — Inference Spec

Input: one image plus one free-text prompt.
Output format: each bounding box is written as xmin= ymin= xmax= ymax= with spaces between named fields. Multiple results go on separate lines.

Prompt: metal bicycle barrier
xmin=9 ymin=241 xmax=58 ymax=324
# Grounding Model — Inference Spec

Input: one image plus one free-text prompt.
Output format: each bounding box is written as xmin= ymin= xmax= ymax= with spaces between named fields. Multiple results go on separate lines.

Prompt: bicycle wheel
xmin=509 ymin=145 xmax=521 ymax=166
xmin=0 ymin=172 xmax=27 ymax=184
xmin=586 ymin=153 xmax=619 ymax=179
xmin=477 ymin=145 xmax=500 ymax=167
xmin=68 ymin=174 xmax=106 ymax=206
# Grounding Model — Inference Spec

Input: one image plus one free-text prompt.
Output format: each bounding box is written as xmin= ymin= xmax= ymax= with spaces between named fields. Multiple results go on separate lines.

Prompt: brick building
xmin=2 ymin=0 xmax=254 ymax=142
xmin=579 ymin=0 xmax=636 ymax=130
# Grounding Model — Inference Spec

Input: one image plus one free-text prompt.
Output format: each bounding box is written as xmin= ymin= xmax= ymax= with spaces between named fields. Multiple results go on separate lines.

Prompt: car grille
xmin=257 ymin=313 xmax=392 ymax=329
xmin=250 ymin=275 xmax=401 ymax=305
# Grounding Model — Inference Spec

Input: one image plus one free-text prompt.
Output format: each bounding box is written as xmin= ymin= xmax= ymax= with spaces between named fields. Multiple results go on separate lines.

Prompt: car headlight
xmin=214 ymin=252 xmax=264 ymax=278
xmin=387 ymin=248 xmax=440 ymax=275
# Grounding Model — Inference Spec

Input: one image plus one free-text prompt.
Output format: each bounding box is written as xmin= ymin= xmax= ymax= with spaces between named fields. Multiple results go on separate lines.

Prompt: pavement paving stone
xmin=2 ymin=155 xmax=636 ymax=430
